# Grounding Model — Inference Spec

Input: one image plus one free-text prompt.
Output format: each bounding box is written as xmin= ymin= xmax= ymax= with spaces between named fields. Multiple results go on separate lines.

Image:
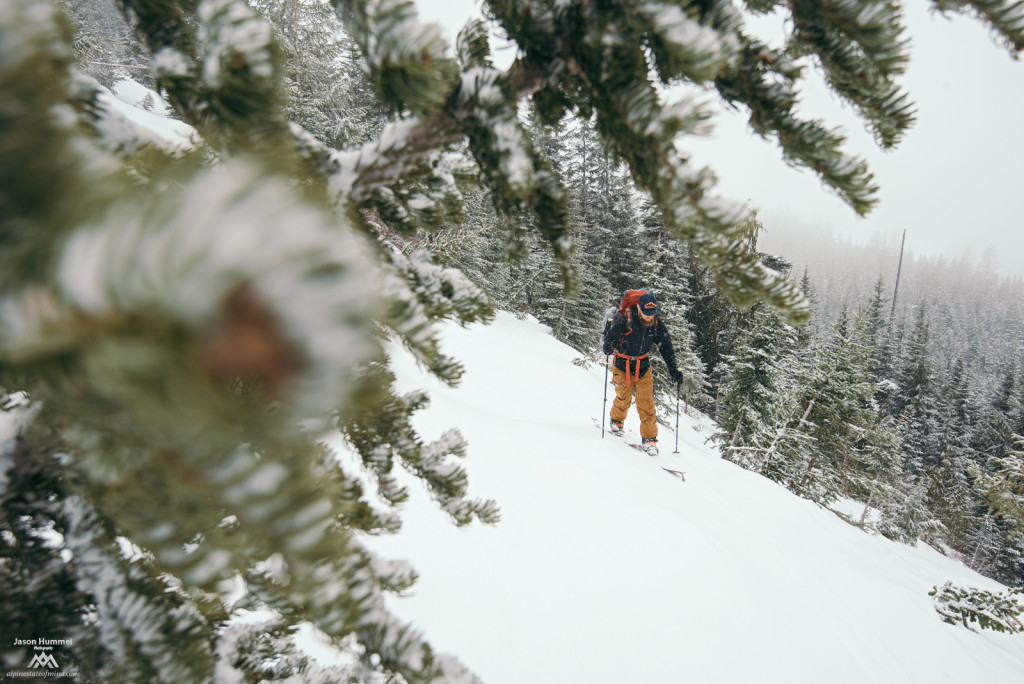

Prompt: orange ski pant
xmin=610 ymin=366 xmax=658 ymax=440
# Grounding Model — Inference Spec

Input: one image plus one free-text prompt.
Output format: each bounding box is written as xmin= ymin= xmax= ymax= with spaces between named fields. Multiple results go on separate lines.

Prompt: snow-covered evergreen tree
xmin=525 ymin=113 xmax=611 ymax=352
xmin=927 ymin=358 xmax=981 ymax=551
xmin=638 ymin=205 xmax=709 ymax=413
xmin=785 ymin=311 xmax=902 ymax=508
xmin=964 ymin=511 xmax=1000 ymax=567
xmin=58 ymin=0 xmax=151 ymax=88
xmin=596 ymin=154 xmax=645 ymax=299
xmin=794 ymin=267 xmax=818 ymax=357
xmin=973 ymin=365 xmax=1019 ymax=464
xmin=2 ymin=1 xmax=498 ymax=679
xmin=251 ymin=0 xmax=387 ymax=148
xmin=877 ymin=474 xmax=934 ymax=544
xmin=429 ymin=186 xmax=517 ymax=306
xmin=930 ymin=581 xmax=1024 ymax=634
xmin=972 ymin=436 xmax=1024 ymax=581
xmin=714 ymin=303 xmax=795 ymax=469
xmin=531 ymin=216 xmax=610 ymax=352
xmin=683 ymin=244 xmax=743 ymax=402
xmin=863 ymin=276 xmax=894 ymax=380
xmin=896 ymin=305 xmax=945 ymax=478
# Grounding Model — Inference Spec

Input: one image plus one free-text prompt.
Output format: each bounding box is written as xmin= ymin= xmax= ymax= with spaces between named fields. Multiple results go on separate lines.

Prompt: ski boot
xmin=641 ymin=437 xmax=658 ymax=457
xmin=609 ymin=419 xmax=624 ymax=437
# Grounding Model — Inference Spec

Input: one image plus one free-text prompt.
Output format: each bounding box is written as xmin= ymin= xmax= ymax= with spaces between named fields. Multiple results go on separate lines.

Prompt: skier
xmin=602 ymin=291 xmax=682 ymax=456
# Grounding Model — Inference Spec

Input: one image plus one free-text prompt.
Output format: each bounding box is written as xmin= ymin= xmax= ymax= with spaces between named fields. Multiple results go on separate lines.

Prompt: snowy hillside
xmin=338 ymin=311 xmax=1024 ymax=683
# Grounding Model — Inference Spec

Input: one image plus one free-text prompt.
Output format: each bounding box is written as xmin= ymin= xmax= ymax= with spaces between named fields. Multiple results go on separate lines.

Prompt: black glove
xmin=670 ymin=367 xmax=683 ymax=385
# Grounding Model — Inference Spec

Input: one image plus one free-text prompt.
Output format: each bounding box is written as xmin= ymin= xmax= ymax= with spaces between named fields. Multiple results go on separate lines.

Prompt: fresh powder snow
xmin=334 ymin=310 xmax=1024 ymax=683
xmin=97 ymin=81 xmax=195 ymax=156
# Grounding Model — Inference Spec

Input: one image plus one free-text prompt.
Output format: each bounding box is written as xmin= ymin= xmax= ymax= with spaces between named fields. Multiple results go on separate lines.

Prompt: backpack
xmin=613 ymin=289 xmax=654 ymax=384
xmin=618 ymin=289 xmax=651 ymax=316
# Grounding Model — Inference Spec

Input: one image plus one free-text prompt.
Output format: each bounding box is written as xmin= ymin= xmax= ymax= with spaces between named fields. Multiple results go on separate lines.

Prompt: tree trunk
xmin=728 ymin=416 xmax=743 ymax=448
xmin=799 ymin=453 xmax=818 ymax=492
xmin=759 ymin=399 xmax=815 ymax=474
xmin=860 ymin=486 xmax=875 ymax=525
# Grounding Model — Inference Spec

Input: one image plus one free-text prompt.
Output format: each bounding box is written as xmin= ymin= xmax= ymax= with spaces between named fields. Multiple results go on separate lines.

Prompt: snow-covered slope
xmin=96 ymin=79 xmax=196 ymax=156
xmin=349 ymin=311 xmax=1024 ymax=683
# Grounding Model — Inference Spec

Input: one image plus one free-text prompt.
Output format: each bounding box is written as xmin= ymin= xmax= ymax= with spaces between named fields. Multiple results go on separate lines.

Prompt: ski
xmin=662 ymin=467 xmax=686 ymax=482
xmin=626 ymin=443 xmax=686 ymax=481
xmin=623 ymin=443 xmax=685 ymax=481
xmin=594 ymin=418 xmax=685 ymax=482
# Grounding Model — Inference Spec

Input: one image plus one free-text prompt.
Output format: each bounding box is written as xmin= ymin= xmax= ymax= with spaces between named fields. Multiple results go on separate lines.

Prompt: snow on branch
xmin=639 ymin=1 xmax=741 ymax=83
xmin=63 ymin=496 xmax=216 ymax=682
xmin=930 ymin=582 xmax=1024 ymax=633
xmin=334 ymin=0 xmax=455 ymax=113
xmin=197 ymin=0 xmax=277 ymax=87
xmin=1 ymin=161 xmax=377 ymax=419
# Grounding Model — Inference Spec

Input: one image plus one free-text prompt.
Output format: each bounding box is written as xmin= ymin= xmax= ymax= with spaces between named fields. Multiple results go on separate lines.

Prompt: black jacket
xmin=602 ymin=308 xmax=678 ymax=380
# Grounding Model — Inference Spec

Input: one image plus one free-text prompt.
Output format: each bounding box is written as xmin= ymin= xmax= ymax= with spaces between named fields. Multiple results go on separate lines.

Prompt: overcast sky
xmin=417 ymin=1 xmax=1024 ymax=275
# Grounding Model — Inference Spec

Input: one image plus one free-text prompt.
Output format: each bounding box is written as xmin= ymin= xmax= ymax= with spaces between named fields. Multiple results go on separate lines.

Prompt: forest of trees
xmin=442 ymin=145 xmax=1024 ymax=588
xmin=3 ymin=0 xmax=1024 ymax=681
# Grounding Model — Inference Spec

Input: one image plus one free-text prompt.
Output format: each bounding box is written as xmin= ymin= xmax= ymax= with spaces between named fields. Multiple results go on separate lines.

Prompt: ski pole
xmin=673 ymin=375 xmax=681 ymax=454
xmin=601 ymin=355 xmax=610 ymax=438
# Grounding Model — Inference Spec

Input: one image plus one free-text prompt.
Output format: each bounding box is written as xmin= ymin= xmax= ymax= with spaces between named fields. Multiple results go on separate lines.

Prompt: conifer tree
xmin=58 ymin=0 xmax=151 ymax=88
xmin=877 ymin=472 xmax=934 ymax=544
xmin=640 ymin=220 xmax=708 ymax=413
xmin=602 ymin=167 xmax=647 ymax=298
xmin=983 ymin=438 xmax=1024 ymax=534
xmin=863 ymin=276 xmax=893 ymax=380
xmin=714 ymin=303 xmax=795 ymax=469
xmin=794 ymin=267 xmax=818 ymax=356
xmin=3 ymin=1 xmax=496 ymax=679
xmin=531 ymin=214 xmax=610 ymax=351
xmin=561 ymin=115 xmax=606 ymax=226
xmin=499 ymin=110 xmax=567 ymax=317
xmin=527 ymin=113 xmax=611 ymax=351
xmin=971 ymin=436 xmax=1024 ymax=584
xmin=684 ymin=245 xmax=740 ymax=401
xmin=785 ymin=311 xmax=901 ymax=507
xmin=930 ymin=581 xmax=1024 ymax=634
xmin=973 ymin=365 xmax=1019 ymax=464
xmin=927 ymin=358 xmax=981 ymax=550
xmin=251 ymin=0 xmax=387 ymax=148
xmin=896 ymin=305 xmax=944 ymax=476
xmin=429 ymin=186 xmax=517 ymax=306
xmin=966 ymin=513 xmax=1006 ymax=576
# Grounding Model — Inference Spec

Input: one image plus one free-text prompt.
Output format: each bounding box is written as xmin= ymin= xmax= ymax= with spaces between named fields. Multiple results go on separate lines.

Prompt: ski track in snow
xmin=341 ymin=313 xmax=1024 ymax=682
